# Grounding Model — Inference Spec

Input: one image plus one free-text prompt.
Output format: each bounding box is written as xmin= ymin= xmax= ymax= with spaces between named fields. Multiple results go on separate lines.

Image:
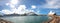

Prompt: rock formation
xmin=46 ymin=11 xmax=60 ymax=23
xmin=0 ymin=19 xmax=13 ymax=23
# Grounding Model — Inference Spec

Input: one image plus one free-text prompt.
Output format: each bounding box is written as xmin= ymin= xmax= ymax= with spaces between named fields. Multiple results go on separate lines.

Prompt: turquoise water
xmin=0 ymin=16 xmax=49 ymax=23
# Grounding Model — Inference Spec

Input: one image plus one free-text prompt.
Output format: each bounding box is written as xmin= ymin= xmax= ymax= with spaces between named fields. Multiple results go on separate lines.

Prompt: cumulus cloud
xmin=0 ymin=10 xmax=13 ymax=14
xmin=42 ymin=0 xmax=60 ymax=9
xmin=10 ymin=0 xmax=19 ymax=5
xmin=0 ymin=0 xmax=26 ymax=14
xmin=18 ymin=5 xmax=26 ymax=11
xmin=5 ymin=3 xmax=9 ymax=5
xmin=0 ymin=5 xmax=34 ymax=14
xmin=31 ymin=5 xmax=36 ymax=9
xmin=14 ymin=5 xmax=27 ymax=14
xmin=0 ymin=4 xmax=36 ymax=14
xmin=0 ymin=0 xmax=40 ymax=14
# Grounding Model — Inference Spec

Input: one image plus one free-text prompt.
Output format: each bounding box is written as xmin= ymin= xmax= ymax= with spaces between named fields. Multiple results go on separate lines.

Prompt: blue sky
xmin=0 ymin=0 xmax=60 ymax=15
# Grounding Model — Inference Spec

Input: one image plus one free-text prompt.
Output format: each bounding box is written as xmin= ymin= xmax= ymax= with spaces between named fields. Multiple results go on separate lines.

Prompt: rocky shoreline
xmin=0 ymin=19 xmax=13 ymax=23
xmin=44 ymin=11 xmax=60 ymax=23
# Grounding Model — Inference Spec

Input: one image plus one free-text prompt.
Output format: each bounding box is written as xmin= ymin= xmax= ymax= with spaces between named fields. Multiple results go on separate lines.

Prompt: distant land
xmin=0 ymin=12 xmax=47 ymax=17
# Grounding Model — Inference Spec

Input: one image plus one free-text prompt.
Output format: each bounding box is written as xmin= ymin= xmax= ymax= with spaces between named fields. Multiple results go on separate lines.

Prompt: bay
xmin=0 ymin=16 xmax=49 ymax=23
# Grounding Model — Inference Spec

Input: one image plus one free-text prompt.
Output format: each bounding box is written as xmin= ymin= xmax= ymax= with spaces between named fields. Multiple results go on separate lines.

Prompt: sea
xmin=0 ymin=16 xmax=49 ymax=23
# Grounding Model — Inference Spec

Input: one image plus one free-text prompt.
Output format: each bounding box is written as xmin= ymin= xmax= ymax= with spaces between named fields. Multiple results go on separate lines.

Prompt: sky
xmin=0 ymin=0 xmax=60 ymax=15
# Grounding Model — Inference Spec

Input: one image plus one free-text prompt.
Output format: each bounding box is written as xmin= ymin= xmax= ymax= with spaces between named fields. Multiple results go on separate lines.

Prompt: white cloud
xmin=16 ymin=5 xmax=36 ymax=14
xmin=42 ymin=0 xmax=60 ymax=9
xmin=29 ymin=10 xmax=34 ymax=12
xmin=10 ymin=0 xmax=19 ymax=5
xmin=18 ymin=5 xmax=26 ymax=11
xmin=0 ymin=10 xmax=13 ymax=14
xmin=6 ymin=3 xmax=9 ymax=6
xmin=0 ymin=4 xmax=36 ymax=14
xmin=31 ymin=5 xmax=36 ymax=9
xmin=6 ymin=0 xmax=18 ymax=9
xmin=0 ymin=0 xmax=39 ymax=14
xmin=15 ymin=5 xmax=27 ymax=14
